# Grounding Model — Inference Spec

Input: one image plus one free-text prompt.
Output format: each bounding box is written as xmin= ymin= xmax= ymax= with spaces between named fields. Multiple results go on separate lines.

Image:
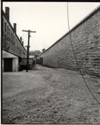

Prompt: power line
xmin=67 ymin=2 xmax=100 ymax=105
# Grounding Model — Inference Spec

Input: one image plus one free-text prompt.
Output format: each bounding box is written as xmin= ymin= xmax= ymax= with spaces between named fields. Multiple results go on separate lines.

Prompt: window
xmin=3 ymin=20 xmax=5 ymax=32
xmin=7 ymin=25 xmax=9 ymax=40
xmin=5 ymin=22 xmax=7 ymax=32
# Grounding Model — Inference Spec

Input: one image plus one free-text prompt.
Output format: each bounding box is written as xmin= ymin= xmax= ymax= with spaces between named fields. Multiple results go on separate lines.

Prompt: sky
xmin=3 ymin=2 xmax=100 ymax=52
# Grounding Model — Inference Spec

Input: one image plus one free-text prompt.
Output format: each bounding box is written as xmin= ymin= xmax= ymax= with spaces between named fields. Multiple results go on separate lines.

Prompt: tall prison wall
xmin=40 ymin=7 xmax=100 ymax=77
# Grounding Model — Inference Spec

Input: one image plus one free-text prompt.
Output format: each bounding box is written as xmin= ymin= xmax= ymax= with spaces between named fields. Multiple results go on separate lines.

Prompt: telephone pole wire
xmin=22 ymin=30 xmax=36 ymax=72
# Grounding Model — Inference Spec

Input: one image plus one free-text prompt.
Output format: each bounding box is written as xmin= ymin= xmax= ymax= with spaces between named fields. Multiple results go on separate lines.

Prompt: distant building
xmin=29 ymin=51 xmax=36 ymax=65
xmin=2 ymin=7 xmax=27 ymax=72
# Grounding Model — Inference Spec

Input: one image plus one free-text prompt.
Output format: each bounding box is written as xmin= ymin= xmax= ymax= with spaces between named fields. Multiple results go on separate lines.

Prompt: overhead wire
xmin=67 ymin=2 xmax=100 ymax=105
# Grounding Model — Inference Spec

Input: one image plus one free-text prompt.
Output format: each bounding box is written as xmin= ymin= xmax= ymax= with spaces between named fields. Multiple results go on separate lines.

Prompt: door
xmin=4 ymin=58 xmax=12 ymax=72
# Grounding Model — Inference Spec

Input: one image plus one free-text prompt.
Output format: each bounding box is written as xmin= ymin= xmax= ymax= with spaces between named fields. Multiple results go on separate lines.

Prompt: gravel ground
xmin=2 ymin=64 xmax=100 ymax=124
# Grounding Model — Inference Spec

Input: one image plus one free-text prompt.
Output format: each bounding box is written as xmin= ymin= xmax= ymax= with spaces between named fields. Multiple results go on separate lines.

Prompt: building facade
xmin=2 ymin=7 xmax=27 ymax=72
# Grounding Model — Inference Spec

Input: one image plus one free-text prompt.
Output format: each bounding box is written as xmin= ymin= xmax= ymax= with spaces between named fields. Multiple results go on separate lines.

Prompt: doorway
xmin=4 ymin=58 xmax=13 ymax=72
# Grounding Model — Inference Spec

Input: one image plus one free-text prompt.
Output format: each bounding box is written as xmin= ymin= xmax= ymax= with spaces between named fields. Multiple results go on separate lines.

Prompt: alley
xmin=2 ymin=64 xmax=100 ymax=124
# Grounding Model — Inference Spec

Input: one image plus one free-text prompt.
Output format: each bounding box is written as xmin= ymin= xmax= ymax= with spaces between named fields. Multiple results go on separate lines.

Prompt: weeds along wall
xmin=40 ymin=6 xmax=100 ymax=77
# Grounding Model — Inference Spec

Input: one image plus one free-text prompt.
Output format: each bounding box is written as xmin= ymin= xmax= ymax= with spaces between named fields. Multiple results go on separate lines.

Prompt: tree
xmin=42 ymin=48 xmax=46 ymax=53
xmin=29 ymin=50 xmax=41 ymax=58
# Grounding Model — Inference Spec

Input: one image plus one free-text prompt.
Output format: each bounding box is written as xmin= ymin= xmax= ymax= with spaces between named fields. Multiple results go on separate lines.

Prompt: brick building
xmin=39 ymin=6 xmax=100 ymax=77
xmin=2 ymin=7 xmax=27 ymax=72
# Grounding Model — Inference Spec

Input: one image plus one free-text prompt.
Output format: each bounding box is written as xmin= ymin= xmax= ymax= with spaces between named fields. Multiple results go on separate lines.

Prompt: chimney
xmin=20 ymin=37 xmax=22 ymax=42
xmin=13 ymin=23 xmax=16 ymax=33
xmin=20 ymin=37 xmax=24 ymax=46
xmin=5 ymin=7 xmax=10 ymax=21
xmin=22 ymin=41 xmax=24 ymax=46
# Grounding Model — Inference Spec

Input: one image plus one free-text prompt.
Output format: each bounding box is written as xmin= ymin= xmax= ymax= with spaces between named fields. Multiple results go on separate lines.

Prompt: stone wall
xmin=40 ymin=6 xmax=100 ymax=77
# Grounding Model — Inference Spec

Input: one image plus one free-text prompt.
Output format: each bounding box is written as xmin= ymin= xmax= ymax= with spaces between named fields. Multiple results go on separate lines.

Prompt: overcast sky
xmin=3 ymin=2 xmax=100 ymax=51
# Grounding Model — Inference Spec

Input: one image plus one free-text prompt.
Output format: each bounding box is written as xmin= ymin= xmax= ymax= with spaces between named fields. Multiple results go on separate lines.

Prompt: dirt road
xmin=2 ymin=64 xmax=100 ymax=124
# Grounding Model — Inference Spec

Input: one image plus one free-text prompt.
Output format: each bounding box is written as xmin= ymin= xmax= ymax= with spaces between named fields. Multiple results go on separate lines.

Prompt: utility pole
xmin=22 ymin=30 xmax=36 ymax=72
